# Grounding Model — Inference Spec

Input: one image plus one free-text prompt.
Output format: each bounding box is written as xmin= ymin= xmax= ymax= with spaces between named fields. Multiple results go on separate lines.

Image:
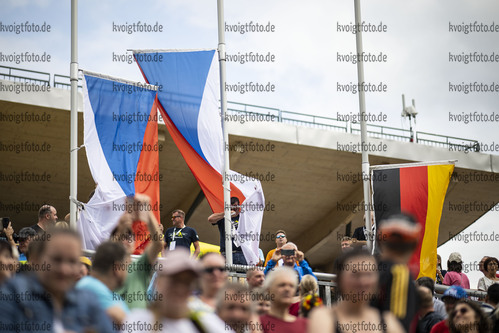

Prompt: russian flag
xmin=78 ymin=72 xmax=160 ymax=253
xmin=133 ymin=49 xmax=264 ymax=264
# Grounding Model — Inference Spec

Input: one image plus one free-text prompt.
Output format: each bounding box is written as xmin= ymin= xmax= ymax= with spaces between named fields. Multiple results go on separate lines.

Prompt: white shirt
xmin=123 ymin=308 xmax=231 ymax=333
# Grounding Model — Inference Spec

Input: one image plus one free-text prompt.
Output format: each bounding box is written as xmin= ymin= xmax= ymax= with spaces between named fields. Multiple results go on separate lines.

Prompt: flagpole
xmin=69 ymin=0 xmax=78 ymax=230
xmin=354 ymin=0 xmax=372 ymax=251
xmin=217 ymin=0 xmax=233 ymax=265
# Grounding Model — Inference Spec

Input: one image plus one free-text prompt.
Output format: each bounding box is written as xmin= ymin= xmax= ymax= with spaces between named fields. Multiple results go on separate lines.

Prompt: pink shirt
xmin=443 ymin=271 xmax=470 ymax=289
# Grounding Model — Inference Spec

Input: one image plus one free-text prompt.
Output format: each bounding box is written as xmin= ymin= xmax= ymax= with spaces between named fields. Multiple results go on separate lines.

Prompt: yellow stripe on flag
xmin=418 ymin=164 xmax=454 ymax=279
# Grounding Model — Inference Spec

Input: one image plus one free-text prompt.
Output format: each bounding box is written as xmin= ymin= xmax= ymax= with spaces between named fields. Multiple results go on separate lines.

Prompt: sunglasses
xmin=276 ymin=235 xmax=286 ymax=239
xmin=172 ymin=215 xmax=182 ymax=219
xmin=203 ymin=266 xmax=226 ymax=274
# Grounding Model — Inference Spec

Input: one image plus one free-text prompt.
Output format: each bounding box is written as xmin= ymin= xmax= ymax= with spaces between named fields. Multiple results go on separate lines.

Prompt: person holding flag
xmin=208 ymin=197 xmax=247 ymax=265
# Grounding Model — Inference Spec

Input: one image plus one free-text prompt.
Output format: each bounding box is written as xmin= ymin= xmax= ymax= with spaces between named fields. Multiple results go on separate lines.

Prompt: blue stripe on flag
xmin=135 ymin=50 xmax=215 ymax=163
xmin=85 ymin=75 xmax=157 ymax=196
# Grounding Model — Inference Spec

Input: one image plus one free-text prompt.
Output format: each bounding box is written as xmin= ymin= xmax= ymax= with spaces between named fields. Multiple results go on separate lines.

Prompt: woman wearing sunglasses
xmin=448 ymin=300 xmax=491 ymax=333
xmin=189 ymin=252 xmax=228 ymax=313
xmin=308 ymin=249 xmax=404 ymax=333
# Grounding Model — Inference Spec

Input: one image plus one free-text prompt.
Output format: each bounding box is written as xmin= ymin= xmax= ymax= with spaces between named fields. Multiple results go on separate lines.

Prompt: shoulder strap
xmin=189 ymin=311 xmax=208 ymax=333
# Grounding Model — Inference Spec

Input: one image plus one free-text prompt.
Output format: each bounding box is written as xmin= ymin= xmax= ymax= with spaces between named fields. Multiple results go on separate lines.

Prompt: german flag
xmin=372 ymin=162 xmax=454 ymax=279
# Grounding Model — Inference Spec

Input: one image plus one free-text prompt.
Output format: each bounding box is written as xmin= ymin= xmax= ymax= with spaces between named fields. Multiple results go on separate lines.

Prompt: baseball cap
xmin=448 ymin=252 xmax=462 ymax=263
xmin=80 ymin=256 xmax=92 ymax=267
xmin=156 ymin=248 xmax=200 ymax=276
xmin=442 ymin=285 xmax=468 ymax=301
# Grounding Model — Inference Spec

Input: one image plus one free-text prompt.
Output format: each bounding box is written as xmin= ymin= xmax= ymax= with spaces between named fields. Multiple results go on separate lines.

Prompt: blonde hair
xmin=299 ymin=274 xmax=318 ymax=296
xmin=55 ymin=221 xmax=69 ymax=229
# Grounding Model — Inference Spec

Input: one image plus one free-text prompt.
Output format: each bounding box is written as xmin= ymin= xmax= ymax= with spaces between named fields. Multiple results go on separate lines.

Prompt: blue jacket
xmin=0 ymin=273 xmax=113 ymax=332
xmin=264 ymin=259 xmax=317 ymax=281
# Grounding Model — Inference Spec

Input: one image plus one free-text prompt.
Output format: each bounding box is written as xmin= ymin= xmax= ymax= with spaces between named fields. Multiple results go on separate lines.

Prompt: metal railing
xmin=226 ymin=101 xmax=481 ymax=150
xmin=53 ymin=74 xmax=82 ymax=90
xmin=78 ymin=253 xmax=487 ymax=307
xmin=0 ymin=65 xmax=50 ymax=86
xmin=0 ymin=65 xmax=481 ymax=152
xmin=226 ymin=264 xmax=487 ymax=307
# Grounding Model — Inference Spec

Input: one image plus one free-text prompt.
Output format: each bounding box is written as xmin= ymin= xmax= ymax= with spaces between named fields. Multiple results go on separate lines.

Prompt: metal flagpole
xmin=354 ymin=0 xmax=373 ymax=251
xmin=70 ymin=0 xmax=78 ymax=230
xmin=217 ymin=0 xmax=233 ymax=265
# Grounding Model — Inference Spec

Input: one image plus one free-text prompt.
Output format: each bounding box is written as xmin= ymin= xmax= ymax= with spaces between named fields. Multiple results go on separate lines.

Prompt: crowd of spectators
xmin=0 ymin=199 xmax=498 ymax=332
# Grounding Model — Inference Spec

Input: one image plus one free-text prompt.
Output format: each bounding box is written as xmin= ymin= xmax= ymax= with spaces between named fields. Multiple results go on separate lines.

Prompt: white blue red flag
xmin=133 ymin=49 xmax=264 ymax=264
xmin=78 ymin=72 xmax=160 ymax=253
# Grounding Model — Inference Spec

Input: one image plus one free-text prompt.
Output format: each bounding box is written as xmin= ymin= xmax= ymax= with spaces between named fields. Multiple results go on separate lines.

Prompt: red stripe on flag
xmin=157 ymin=103 xmax=245 ymax=212
xmin=134 ymin=96 xmax=161 ymax=254
xmin=135 ymin=58 xmax=244 ymax=212
xmin=400 ymin=166 xmax=428 ymax=278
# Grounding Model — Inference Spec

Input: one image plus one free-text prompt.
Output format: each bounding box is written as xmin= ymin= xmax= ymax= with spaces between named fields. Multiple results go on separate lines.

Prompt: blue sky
xmin=2 ymin=0 xmax=498 ymax=284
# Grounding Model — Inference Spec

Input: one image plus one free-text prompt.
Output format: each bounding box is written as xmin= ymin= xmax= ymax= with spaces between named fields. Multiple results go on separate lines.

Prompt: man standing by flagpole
xmin=208 ymin=197 xmax=246 ymax=265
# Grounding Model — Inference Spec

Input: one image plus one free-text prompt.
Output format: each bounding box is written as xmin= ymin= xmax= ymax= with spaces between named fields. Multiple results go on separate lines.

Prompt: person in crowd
xmin=77 ymin=256 xmax=92 ymax=280
xmin=124 ymin=248 xmax=226 ymax=333
xmin=340 ymin=236 xmax=353 ymax=253
xmin=352 ymin=211 xmax=375 ymax=248
xmin=55 ymin=221 xmax=69 ymax=229
xmin=430 ymin=285 xmax=469 ymax=333
xmin=0 ymin=228 xmax=112 ymax=331
xmin=30 ymin=204 xmax=58 ymax=234
xmin=481 ymin=283 xmax=499 ymax=315
xmin=443 ymin=252 xmax=470 ymax=289
xmin=417 ymin=286 xmax=444 ymax=333
xmin=479 ymin=257 xmax=490 ymax=275
xmin=208 ymin=196 xmax=247 ymax=265
xmin=370 ymin=213 xmax=421 ymax=333
xmin=264 ymin=230 xmax=289 ymax=266
xmin=260 ymin=266 xmax=308 ymax=333
xmin=216 ymin=282 xmax=258 ymax=333
xmin=0 ymin=240 xmax=17 ymax=285
xmin=488 ymin=284 xmax=499 ymax=333
xmin=16 ymin=227 xmax=36 ymax=263
xmin=76 ymin=241 xmax=129 ymax=325
xmin=264 ymin=242 xmax=315 ymax=281
xmin=189 ymin=252 xmax=228 ymax=313
xmin=164 ymin=209 xmax=200 ymax=257
xmin=289 ymin=275 xmax=317 ymax=317
xmin=110 ymin=194 xmax=164 ymax=310
xmin=437 ymin=254 xmax=447 ymax=285
xmin=251 ymin=287 xmax=271 ymax=316
xmin=309 ymin=249 xmax=403 ymax=333
xmin=417 ymin=277 xmax=447 ymax=318
xmin=478 ymin=257 xmax=499 ymax=291
xmin=247 ymin=267 xmax=265 ymax=290
xmin=448 ymin=300 xmax=491 ymax=333
xmin=294 ymin=274 xmax=322 ymax=318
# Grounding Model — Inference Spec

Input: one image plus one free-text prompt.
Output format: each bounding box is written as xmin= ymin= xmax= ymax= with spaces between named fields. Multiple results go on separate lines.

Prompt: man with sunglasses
xmin=165 ymin=209 xmax=200 ymax=258
xmin=189 ymin=252 xmax=228 ymax=314
xmin=264 ymin=230 xmax=288 ymax=267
